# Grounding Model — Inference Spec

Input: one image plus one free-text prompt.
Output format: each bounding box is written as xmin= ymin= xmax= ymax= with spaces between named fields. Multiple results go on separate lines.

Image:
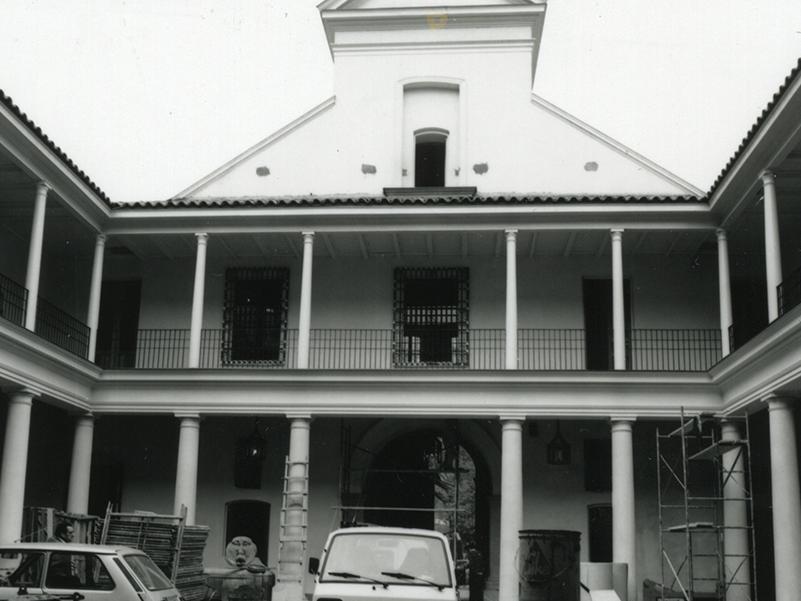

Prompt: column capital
xmin=195 ymin=233 xmax=209 ymax=244
xmin=715 ymin=228 xmax=727 ymax=241
xmin=760 ymin=170 xmax=776 ymax=185
xmin=175 ymin=412 xmax=201 ymax=421
xmin=499 ymin=414 xmax=525 ymax=424
xmin=286 ymin=413 xmax=312 ymax=421
xmin=610 ymin=415 xmax=637 ymax=424
xmin=95 ymin=233 xmax=107 ymax=246
xmin=765 ymin=393 xmax=796 ymax=411
xmin=610 ymin=228 xmax=624 ymax=239
xmin=301 ymin=231 xmax=315 ymax=240
xmin=35 ymin=181 xmax=51 ymax=194
xmin=9 ymin=389 xmax=37 ymax=404
xmin=504 ymin=228 xmax=518 ymax=240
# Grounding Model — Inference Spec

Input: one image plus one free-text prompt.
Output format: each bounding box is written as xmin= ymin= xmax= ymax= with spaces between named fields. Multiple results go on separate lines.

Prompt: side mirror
xmin=308 ymin=557 xmax=320 ymax=575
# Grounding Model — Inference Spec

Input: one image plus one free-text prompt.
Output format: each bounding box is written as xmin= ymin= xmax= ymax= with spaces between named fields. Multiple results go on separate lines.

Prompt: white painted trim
xmin=530 ymin=93 xmax=704 ymax=197
xmin=318 ymin=0 xmax=539 ymax=9
xmin=172 ymin=96 xmax=337 ymax=199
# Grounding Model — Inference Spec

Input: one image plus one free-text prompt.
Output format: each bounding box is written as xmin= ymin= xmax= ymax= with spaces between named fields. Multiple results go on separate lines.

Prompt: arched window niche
xmin=414 ymin=128 xmax=449 ymax=187
xmin=397 ymin=78 xmax=466 ymax=189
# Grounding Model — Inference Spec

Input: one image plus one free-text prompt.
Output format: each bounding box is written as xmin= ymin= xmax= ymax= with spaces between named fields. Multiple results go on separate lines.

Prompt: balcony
xmin=779 ymin=266 xmax=801 ymax=317
xmin=0 ymin=272 xmax=90 ymax=359
xmin=95 ymin=327 xmax=721 ymax=372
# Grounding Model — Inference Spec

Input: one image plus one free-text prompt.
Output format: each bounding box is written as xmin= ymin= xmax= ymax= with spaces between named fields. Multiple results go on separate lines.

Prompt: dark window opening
xmin=415 ymin=137 xmax=446 ymax=187
xmin=588 ymin=504 xmax=613 ymax=562
xmin=584 ymin=438 xmax=612 ymax=492
xmin=223 ymin=268 xmax=289 ymax=365
xmin=393 ymin=267 xmax=468 ymax=366
xmin=95 ymin=280 xmax=141 ymax=368
xmin=582 ymin=278 xmax=631 ymax=370
xmin=225 ymin=500 xmax=270 ymax=565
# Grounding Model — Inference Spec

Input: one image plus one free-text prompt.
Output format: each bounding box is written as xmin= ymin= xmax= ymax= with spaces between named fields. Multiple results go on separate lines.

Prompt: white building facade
xmin=1 ymin=2 xmax=801 ymax=601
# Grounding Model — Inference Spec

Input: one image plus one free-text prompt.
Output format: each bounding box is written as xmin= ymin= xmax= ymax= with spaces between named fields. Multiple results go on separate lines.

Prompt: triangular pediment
xmin=318 ymin=0 xmax=538 ymax=10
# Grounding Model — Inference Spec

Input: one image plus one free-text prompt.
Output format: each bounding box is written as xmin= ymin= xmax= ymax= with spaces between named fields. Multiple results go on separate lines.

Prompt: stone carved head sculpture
xmin=226 ymin=536 xmax=259 ymax=569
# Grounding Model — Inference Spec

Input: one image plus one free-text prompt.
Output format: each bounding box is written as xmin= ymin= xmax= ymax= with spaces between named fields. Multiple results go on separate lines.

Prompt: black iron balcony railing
xmin=778 ymin=266 xmax=801 ymax=318
xmin=96 ymin=327 xmax=720 ymax=372
xmin=35 ymin=298 xmax=90 ymax=359
xmin=0 ymin=273 xmax=28 ymax=327
xmin=629 ymin=329 xmax=721 ymax=371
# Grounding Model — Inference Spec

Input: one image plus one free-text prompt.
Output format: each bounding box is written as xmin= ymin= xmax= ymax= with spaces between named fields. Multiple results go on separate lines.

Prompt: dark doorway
xmin=415 ymin=139 xmax=446 ymax=187
xmin=361 ymin=428 xmax=490 ymax=570
xmin=225 ymin=500 xmax=270 ymax=565
xmin=88 ymin=463 xmax=124 ymax=517
xmin=582 ymin=278 xmax=631 ymax=370
xmin=95 ymin=280 xmax=141 ymax=368
xmin=731 ymin=279 xmax=768 ymax=349
xmin=588 ymin=504 xmax=613 ymax=562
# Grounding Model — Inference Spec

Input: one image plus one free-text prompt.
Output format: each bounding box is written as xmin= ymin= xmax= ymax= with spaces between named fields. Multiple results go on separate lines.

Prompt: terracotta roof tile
xmin=0 ymin=88 xmax=112 ymax=206
xmin=707 ymin=56 xmax=801 ymax=196
xmin=118 ymin=194 xmax=703 ymax=209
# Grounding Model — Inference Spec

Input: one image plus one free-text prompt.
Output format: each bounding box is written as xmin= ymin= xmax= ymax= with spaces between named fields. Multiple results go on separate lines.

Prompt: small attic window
xmin=415 ymin=128 xmax=448 ymax=187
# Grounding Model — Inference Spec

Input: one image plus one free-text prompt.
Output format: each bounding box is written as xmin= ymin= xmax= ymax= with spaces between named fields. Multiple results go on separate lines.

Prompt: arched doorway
xmin=360 ymin=427 xmax=491 ymax=564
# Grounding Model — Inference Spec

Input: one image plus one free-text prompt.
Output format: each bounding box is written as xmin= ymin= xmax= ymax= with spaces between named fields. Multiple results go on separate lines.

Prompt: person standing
xmin=47 ymin=521 xmax=75 ymax=543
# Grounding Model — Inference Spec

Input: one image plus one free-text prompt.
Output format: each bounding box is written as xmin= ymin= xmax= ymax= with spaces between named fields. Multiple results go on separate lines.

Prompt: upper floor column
xmin=505 ymin=229 xmax=518 ymax=370
xmin=24 ymin=182 xmax=50 ymax=331
xmin=188 ymin=233 xmax=209 ymax=368
xmin=610 ymin=229 xmax=626 ymax=370
xmin=716 ymin=229 xmax=733 ymax=356
xmin=761 ymin=171 xmax=782 ymax=321
xmin=86 ymin=234 xmax=107 ymax=363
xmin=297 ymin=232 xmax=315 ymax=369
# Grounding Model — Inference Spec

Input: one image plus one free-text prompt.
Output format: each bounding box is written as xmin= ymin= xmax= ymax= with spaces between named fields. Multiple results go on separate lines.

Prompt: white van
xmin=310 ymin=527 xmax=458 ymax=601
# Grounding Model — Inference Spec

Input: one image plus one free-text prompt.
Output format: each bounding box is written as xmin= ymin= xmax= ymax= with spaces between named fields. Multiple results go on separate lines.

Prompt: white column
xmin=716 ymin=229 xmax=733 ymax=357
xmin=24 ymin=183 xmax=49 ymax=331
xmin=0 ymin=390 xmax=35 ymax=543
xmin=173 ymin=414 xmax=200 ymax=525
xmin=767 ymin=395 xmax=801 ymax=601
xmin=720 ymin=420 xmax=751 ymax=601
xmin=188 ymin=233 xmax=208 ymax=368
xmin=611 ymin=419 xmax=636 ymax=601
xmin=611 ymin=229 xmax=626 ymax=370
xmin=277 ymin=415 xmax=311 ymax=592
xmin=762 ymin=171 xmax=782 ymax=321
xmin=66 ymin=415 xmax=95 ymax=515
xmin=86 ymin=234 xmax=106 ymax=362
xmin=505 ymin=229 xmax=518 ymax=370
xmin=297 ymin=232 xmax=314 ymax=369
xmin=498 ymin=417 xmax=523 ymax=601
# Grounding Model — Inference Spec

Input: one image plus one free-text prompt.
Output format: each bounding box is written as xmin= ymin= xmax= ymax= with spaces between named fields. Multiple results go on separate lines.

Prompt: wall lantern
xmin=235 ymin=421 xmax=267 ymax=489
xmin=547 ymin=420 xmax=571 ymax=466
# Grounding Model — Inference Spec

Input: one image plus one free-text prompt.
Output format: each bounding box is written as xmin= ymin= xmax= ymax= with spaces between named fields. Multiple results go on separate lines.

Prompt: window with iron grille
xmin=393 ymin=267 xmax=469 ymax=366
xmin=223 ymin=268 xmax=289 ymax=366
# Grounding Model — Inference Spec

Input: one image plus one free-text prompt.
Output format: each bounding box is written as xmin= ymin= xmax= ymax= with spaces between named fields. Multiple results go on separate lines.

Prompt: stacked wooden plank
xmin=100 ymin=508 xmax=209 ymax=601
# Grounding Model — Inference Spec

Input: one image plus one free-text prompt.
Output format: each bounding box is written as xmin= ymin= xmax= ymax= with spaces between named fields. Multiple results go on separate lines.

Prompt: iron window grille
xmin=393 ymin=267 xmax=469 ymax=367
xmin=223 ymin=267 xmax=289 ymax=367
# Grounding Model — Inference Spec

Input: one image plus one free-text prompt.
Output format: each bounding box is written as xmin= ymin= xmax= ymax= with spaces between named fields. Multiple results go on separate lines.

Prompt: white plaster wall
xmin=125 ymin=253 xmax=718 ymax=334
xmin=193 ymin=45 xmax=691 ymax=198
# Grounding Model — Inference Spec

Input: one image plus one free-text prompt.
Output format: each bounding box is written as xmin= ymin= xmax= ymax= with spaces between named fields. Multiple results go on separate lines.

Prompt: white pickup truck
xmin=310 ymin=527 xmax=458 ymax=601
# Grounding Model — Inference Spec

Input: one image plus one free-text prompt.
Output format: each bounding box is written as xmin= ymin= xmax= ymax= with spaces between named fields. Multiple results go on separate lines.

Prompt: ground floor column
xmin=66 ymin=414 xmax=95 ymax=515
xmin=498 ymin=416 xmax=523 ymax=601
xmin=720 ymin=420 xmax=750 ymax=601
xmin=0 ymin=390 xmax=35 ymax=543
xmin=611 ymin=418 xmax=636 ymax=601
xmin=767 ymin=395 xmax=801 ymax=601
xmin=173 ymin=413 xmax=201 ymax=524
xmin=275 ymin=415 xmax=311 ymax=601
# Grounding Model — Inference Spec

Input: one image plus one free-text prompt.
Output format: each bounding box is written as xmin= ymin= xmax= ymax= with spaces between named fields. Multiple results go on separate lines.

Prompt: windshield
xmin=321 ymin=532 xmax=451 ymax=586
xmin=123 ymin=554 xmax=174 ymax=591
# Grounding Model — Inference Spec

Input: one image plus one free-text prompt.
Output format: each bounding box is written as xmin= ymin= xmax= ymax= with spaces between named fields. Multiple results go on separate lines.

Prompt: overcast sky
xmin=2 ymin=0 xmax=801 ymax=203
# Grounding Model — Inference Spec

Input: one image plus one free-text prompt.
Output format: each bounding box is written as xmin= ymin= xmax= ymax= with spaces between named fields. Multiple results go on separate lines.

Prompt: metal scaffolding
xmin=656 ymin=409 xmax=757 ymax=601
